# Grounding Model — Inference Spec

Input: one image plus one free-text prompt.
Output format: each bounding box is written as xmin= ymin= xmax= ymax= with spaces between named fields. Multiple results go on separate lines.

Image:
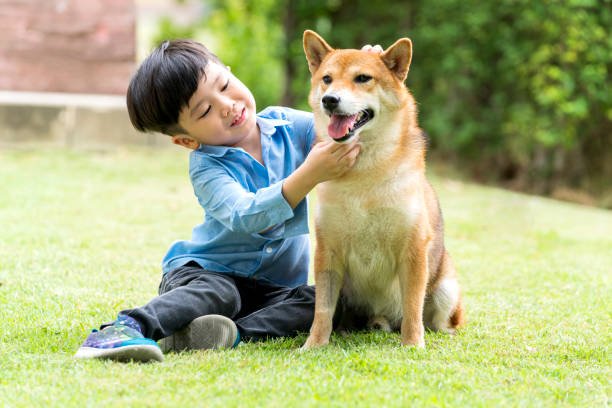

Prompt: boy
xmin=74 ymin=39 xmax=361 ymax=362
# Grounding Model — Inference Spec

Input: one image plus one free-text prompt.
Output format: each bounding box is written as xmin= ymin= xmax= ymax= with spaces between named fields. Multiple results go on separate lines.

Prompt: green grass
xmin=0 ymin=148 xmax=610 ymax=407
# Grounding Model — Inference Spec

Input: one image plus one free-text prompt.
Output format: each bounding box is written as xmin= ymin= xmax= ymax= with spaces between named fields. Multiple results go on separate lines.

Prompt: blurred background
xmin=0 ymin=0 xmax=610 ymax=207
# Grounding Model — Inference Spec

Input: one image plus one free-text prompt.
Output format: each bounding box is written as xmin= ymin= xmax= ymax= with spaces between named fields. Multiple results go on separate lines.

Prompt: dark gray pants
xmin=120 ymin=262 xmax=315 ymax=341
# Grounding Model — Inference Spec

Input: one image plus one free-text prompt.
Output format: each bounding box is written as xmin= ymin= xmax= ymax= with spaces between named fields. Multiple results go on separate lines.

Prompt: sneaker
xmin=75 ymin=315 xmax=163 ymax=362
xmin=159 ymin=314 xmax=240 ymax=353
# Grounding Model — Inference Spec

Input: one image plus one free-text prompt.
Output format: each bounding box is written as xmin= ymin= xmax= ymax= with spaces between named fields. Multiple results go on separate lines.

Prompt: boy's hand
xmin=305 ymin=138 xmax=361 ymax=183
xmin=281 ymin=138 xmax=361 ymax=208
xmin=361 ymin=44 xmax=383 ymax=53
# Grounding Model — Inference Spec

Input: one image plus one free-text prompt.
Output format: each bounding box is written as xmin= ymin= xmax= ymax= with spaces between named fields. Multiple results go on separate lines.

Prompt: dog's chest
xmin=318 ymin=171 xmax=420 ymax=235
xmin=324 ymin=201 xmax=410 ymax=245
xmin=317 ymin=176 xmax=422 ymax=274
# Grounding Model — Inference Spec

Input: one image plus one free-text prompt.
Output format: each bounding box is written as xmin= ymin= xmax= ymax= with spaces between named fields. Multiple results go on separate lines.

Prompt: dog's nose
xmin=322 ymin=95 xmax=340 ymax=111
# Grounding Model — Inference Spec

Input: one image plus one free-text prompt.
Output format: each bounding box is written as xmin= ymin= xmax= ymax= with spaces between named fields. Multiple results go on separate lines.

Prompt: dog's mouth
xmin=327 ymin=109 xmax=374 ymax=142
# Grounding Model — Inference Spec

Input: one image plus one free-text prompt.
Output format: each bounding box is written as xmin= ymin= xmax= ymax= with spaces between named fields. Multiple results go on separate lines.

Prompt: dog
xmin=302 ymin=30 xmax=464 ymax=348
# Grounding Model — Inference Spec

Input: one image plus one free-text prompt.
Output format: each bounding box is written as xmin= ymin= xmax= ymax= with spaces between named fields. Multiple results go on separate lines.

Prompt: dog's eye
xmin=355 ymin=74 xmax=372 ymax=83
xmin=322 ymin=75 xmax=332 ymax=85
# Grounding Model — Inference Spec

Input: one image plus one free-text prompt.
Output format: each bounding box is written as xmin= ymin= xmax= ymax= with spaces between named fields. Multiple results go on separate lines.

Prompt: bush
xmin=155 ymin=0 xmax=612 ymax=204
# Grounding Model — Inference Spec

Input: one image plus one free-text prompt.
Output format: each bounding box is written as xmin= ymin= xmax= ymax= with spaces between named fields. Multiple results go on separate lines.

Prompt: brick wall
xmin=0 ymin=0 xmax=135 ymax=95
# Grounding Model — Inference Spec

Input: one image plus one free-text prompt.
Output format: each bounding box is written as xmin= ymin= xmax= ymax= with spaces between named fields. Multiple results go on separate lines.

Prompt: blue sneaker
xmin=75 ymin=315 xmax=163 ymax=362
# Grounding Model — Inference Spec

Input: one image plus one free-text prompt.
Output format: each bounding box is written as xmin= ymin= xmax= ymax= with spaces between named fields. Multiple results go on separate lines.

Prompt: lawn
xmin=0 ymin=148 xmax=609 ymax=407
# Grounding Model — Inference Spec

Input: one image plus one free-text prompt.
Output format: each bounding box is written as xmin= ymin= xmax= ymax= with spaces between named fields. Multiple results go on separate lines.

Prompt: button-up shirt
xmin=162 ymin=106 xmax=316 ymax=287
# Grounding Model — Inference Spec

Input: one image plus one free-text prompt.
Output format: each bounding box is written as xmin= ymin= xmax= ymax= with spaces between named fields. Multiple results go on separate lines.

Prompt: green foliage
xmin=206 ymin=0 xmax=284 ymax=109
xmin=410 ymin=0 xmax=611 ymax=193
xmin=154 ymin=0 xmax=611 ymax=199
xmin=156 ymin=0 xmax=284 ymax=109
xmin=154 ymin=16 xmax=196 ymax=43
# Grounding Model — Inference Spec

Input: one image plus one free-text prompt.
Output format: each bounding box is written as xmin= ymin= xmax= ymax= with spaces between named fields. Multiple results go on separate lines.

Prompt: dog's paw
xmin=367 ymin=316 xmax=392 ymax=332
xmin=401 ymin=339 xmax=425 ymax=349
xmin=337 ymin=328 xmax=350 ymax=337
xmin=300 ymin=336 xmax=329 ymax=351
xmin=443 ymin=327 xmax=457 ymax=336
xmin=400 ymin=333 xmax=425 ymax=348
xmin=424 ymin=323 xmax=456 ymax=335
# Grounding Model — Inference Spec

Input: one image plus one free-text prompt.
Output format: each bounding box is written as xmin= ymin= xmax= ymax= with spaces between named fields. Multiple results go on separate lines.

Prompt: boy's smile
xmin=230 ymin=107 xmax=247 ymax=128
xmin=173 ymin=62 xmax=258 ymax=150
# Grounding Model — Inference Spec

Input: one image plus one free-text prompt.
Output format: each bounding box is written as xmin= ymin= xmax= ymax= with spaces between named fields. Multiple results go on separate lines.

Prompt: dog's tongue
xmin=328 ymin=114 xmax=358 ymax=140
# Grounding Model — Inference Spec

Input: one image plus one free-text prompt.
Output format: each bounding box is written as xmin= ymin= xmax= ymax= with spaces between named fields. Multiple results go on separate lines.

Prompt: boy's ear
xmin=303 ymin=30 xmax=334 ymax=74
xmin=171 ymin=135 xmax=199 ymax=150
xmin=381 ymin=38 xmax=412 ymax=81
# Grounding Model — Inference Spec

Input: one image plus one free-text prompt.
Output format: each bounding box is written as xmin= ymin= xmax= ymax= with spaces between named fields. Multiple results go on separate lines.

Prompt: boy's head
xmin=127 ymin=40 xmax=257 ymax=150
xmin=127 ymin=40 xmax=221 ymax=136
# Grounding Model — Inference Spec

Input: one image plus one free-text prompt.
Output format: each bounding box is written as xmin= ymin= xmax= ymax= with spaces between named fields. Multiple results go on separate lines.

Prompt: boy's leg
xmin=234 ymin=279 xmax=315 ymax=340
xmin=120 ymin=262 xmax=242 ymax=340
xmin=75 ymin=263 xmax=242 ymax=362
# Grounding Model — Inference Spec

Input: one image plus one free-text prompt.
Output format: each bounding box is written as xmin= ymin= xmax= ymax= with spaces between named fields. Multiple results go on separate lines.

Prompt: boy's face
xmin=173 ymin=63 xmax=257 ymax=150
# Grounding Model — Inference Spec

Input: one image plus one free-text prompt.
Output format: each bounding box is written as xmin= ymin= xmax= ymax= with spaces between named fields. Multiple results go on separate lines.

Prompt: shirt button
xmin=265 ymin=247 xmax=273 ymax=254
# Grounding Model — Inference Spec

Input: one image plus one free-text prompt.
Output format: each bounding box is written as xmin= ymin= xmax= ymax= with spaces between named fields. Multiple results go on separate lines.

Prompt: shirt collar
xmin=197 ymin=114 xmax=290 ymax=157
xmin=257 ymin=115 xmax=290 ymax=137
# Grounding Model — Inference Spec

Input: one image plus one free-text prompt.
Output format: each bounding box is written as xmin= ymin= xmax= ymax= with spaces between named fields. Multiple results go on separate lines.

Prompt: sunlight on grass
xmin=0 ymin=149 xmax=610 ymax=407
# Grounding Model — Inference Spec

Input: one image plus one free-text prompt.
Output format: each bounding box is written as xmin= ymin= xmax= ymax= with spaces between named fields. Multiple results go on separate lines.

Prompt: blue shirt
xmin=162 ymin=106 xmax=316 ymax=287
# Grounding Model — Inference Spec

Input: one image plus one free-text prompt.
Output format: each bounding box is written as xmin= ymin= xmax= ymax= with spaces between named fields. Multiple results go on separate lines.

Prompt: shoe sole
xmin=75 ymin=344 xmax=164 ymax=362
xmin=159 ymin=314 xmax=238 ymax=353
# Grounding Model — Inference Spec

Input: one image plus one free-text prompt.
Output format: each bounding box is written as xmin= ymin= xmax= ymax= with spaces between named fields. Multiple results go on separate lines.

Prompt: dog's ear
xmin=303 ymin=30 xmax=333 ymax=74
xmin=381 ymin=38 xmax=412 ymax=81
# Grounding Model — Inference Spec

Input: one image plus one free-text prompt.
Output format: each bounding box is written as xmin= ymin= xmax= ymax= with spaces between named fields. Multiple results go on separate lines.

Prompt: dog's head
xmin=303 ymin=30 xmax=413 ymax=143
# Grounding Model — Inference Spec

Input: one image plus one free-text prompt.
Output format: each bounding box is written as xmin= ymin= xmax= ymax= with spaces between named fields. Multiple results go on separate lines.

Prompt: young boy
xmin=74 ymin=39 xmax=361 ymax=362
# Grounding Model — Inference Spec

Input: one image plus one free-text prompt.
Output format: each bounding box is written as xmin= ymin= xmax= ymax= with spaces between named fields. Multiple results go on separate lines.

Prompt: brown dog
xmin=302 ymin=30 xmax=464 ymax=349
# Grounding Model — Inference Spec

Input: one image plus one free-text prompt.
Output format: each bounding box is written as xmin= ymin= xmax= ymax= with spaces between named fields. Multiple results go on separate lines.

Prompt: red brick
xmin=0 ymin=0 xmax=135 ymax=95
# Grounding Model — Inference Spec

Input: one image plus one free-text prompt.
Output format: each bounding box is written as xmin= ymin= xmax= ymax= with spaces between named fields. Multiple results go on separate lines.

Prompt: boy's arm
xmin=190 ymin=124 xmax=359 ymax=235
xmin=191 ymin=163 xmax=297 ymax=236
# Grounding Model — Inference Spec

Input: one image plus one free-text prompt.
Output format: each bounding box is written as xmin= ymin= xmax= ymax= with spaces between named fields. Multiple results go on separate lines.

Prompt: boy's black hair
xmin=126 ymin=39 xmax=223 ymax=135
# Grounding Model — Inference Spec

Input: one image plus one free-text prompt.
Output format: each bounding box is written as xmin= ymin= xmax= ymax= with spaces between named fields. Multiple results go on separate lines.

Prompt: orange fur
xmin=302 ymin=30 xmax=464 ymax=349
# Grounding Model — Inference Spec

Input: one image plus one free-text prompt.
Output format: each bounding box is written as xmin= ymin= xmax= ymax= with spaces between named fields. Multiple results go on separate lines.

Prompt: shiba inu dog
xmin=302 ymin=30 xmax=464 ymax=348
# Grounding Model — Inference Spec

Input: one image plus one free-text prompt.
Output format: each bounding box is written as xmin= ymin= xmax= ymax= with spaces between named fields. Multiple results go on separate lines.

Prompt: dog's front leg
xmin=399 ymin=231 xmax=431 ymax=348
xmin=302 ymin=267 xmax=343 ymax=349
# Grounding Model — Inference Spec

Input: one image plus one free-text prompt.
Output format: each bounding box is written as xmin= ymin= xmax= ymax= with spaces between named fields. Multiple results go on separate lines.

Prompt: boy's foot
xmin=159 ymin=314 xmax=240 ymax=353
xmin=75 ymin=315 xmax=163 ymax=362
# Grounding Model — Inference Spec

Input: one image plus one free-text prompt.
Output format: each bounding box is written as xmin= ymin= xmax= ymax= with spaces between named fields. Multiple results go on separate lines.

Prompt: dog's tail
xmin=449 ymin=294 xmax=465 ymax=329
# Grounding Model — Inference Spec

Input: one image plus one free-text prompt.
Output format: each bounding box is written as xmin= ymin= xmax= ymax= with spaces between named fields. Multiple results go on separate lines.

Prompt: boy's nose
xmin=220 ymin=100 xmax=234 ymax=117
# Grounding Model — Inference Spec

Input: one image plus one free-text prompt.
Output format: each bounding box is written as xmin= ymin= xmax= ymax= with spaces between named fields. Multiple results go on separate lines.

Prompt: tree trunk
xmin=281 ymin=0 xmax=296 ymax=107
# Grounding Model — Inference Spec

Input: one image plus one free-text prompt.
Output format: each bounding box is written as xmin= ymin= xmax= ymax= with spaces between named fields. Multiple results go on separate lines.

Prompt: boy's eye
xmin=221 ymin=79 xmax=229 ymax=91
xmin=355 ymin=74 xmax=372 ymax=83
xmin=200 ymin=106 xmax=211 ymax=119
xmin=322 ymin=75 xmax=332 ymax=85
